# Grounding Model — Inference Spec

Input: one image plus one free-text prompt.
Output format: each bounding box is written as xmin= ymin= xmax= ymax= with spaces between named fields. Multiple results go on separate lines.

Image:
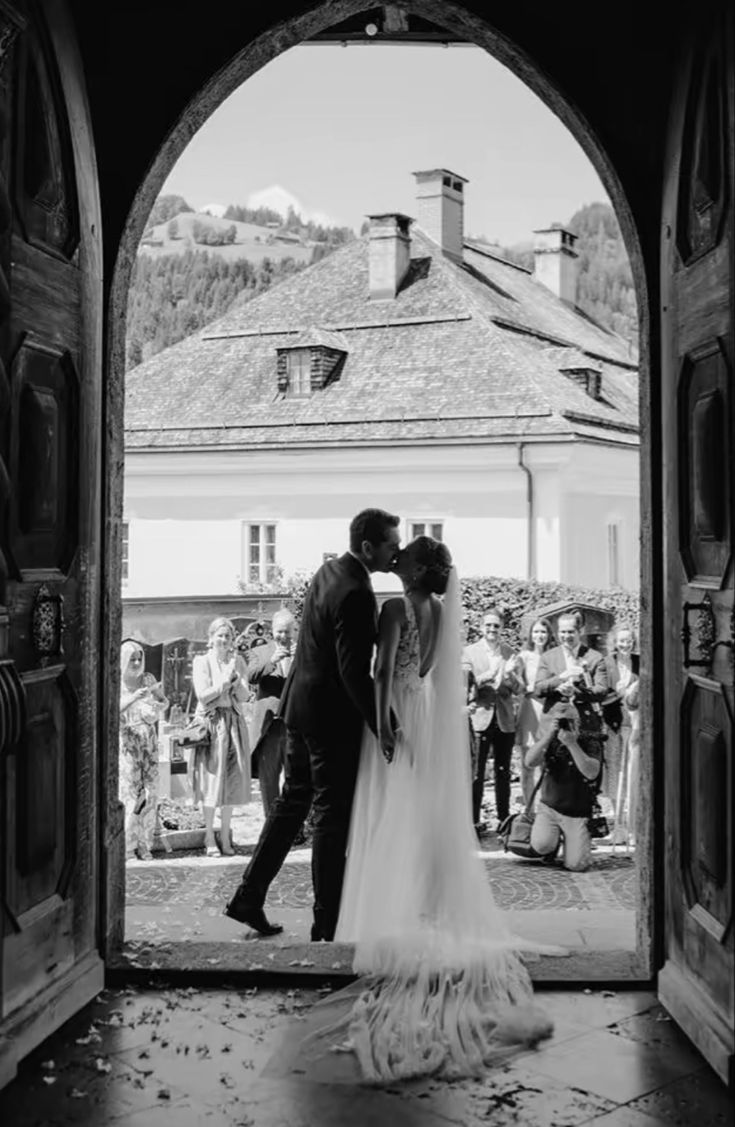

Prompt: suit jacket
xmin=247 ymin=639 xmax=291 ymax=760
xmin=534 ymin=643 xmax=608 ymax=713
xmin=248 ymin=639 xmax=291 ymax=702
xmin=461 ymin=639 xmax=520 ymax=734
xmin=280 ymin=552 xmax=378 ymax=740
xmin=601 ymin=653 xmax=640 ymax=731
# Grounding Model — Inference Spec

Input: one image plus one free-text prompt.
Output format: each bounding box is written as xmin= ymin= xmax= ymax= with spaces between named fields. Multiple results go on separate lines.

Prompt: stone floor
xmin=122 ymin=844 xmax=637 ymax=977
xmin=124 ymin=776 xmax=637 ymax=976
xmin=2 ymin=984 xmax=732 ymax=1126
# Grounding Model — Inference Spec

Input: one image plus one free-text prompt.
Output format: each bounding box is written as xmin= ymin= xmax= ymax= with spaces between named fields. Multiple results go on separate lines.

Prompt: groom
xmin=224 ymin=508 xmax=401 ymax=940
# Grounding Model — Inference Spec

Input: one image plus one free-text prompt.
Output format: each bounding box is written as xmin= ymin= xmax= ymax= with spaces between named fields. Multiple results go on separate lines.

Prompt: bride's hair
xmin=412 ymin=536 xmax=453 ymax=595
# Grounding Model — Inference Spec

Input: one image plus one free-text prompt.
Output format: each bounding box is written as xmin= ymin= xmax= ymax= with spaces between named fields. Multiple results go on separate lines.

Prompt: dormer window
xmin=286 ymin=348 xmax=312 ymax=398
xmin=276 ymin=327 xmax=349 ymax=398
xmin=559 ymin=363 xmax=603 ymax=400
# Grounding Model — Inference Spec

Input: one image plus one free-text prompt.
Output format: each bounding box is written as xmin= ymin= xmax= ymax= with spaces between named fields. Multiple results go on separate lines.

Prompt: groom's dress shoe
xmin=223 ymin=900 xmax=283 ymax=936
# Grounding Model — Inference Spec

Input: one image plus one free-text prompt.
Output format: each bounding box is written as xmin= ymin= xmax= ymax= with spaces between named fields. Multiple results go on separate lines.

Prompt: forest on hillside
xmin=482 ymin=202 xmax=637 ymax=347
xmin=125 ymin=250 xmax=306 ymax=368
xmin=126 ymin=194 xmax=353 ymax=368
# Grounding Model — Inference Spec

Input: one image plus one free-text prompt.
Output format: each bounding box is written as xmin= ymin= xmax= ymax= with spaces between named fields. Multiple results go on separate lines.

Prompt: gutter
xmin=517 ymin=442 xmax=535 ymax=580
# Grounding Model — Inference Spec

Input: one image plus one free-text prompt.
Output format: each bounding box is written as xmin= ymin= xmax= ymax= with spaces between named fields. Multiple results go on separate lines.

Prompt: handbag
xmin=178 ymin=717 xmax=210 ymax=745
xmin=587 ymin=798 xmax=610 ymax=839
xmin=497 ymin=769 xmax=546 ymax=858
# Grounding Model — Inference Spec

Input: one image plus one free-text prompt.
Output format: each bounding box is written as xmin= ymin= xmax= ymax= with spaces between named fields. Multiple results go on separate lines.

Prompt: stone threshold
xmin=107 ymin=936 xmax=647 ymax=987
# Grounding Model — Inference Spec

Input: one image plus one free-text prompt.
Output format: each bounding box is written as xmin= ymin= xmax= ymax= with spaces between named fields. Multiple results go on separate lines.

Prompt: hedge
xmin=460 ymin=576 xmax=640 ymax=650
xmin=286 ymin=571 xmax=640 ymax=653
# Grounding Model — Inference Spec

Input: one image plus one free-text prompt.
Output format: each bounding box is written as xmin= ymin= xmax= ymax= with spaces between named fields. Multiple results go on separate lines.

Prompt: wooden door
xmin=0 ymin=0 xmax=103 ymax=1086
xmin=658 ymin=8 xmax=734 ymax=1087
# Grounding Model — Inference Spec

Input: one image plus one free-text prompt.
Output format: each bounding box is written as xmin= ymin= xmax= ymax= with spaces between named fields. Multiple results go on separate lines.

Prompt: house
xmin=123 ymin=169 xmax=640 ymax=598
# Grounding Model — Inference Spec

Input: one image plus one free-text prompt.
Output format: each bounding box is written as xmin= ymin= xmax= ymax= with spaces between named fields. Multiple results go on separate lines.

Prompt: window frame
xmin=408 ymin=519 xmax=444 ymax=542
xmin=607 ymin=520 xmax=622 ymax=587
xmin=286 ymin=347 xmax=312 ymax=398
xmin=121 ymin=520 xmax=129 ymax=587
xmin=243 ymin=522 xmax=279 ymax=586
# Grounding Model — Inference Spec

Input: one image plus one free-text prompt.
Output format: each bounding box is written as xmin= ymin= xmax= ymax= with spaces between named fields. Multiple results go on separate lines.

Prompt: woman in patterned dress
xmin=119 ymin=641 xmax=169 ymax=860
xmin=191 ymin=617 xmax=252 ymax=856
xmin=514 ymin=617 xmax=555 ymax=806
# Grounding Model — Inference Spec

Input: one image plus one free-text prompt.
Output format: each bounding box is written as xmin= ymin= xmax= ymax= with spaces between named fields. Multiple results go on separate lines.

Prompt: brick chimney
xmin=366 ymin=212 xmax=413 ymax=299
xmin=533 ymin=224 xmax=579 ymax=304
xmin=412 ymin=168 xmax=468 ymax=261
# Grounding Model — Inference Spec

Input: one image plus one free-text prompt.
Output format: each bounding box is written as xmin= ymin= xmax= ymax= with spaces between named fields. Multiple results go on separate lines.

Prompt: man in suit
xmin=462 ymin=608 xmax=523 ymax=834
xmin=248 ymin=608 xmax=296 ymax=818
xmin=534 ymin=611 xmax=609 ymax=716
xmin=224 ymin=508 xmax=401 ymax=939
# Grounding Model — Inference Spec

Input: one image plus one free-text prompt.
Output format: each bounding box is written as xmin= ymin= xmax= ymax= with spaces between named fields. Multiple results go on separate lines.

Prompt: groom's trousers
xmin=231 ymin=723 xmax=360 ymax=941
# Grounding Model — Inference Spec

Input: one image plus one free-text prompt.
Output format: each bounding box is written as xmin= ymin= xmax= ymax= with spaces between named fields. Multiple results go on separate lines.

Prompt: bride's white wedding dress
xmin=299 ymin=569 xmax=554 ymax=1084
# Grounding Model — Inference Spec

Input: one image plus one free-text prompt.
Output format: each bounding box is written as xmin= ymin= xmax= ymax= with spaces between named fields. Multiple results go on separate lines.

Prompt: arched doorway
xmin=106 ymin=0 xmax=653 ymax=975
xmin=0 ymin=0 xmax=731 ymax=1089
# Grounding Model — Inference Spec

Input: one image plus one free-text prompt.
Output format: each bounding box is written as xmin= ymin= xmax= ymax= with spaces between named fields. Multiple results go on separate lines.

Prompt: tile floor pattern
xmin=1 ymin=985 xmax=732 ymax=1126
xmin=126 ymin=851 xmax=636 ymax=913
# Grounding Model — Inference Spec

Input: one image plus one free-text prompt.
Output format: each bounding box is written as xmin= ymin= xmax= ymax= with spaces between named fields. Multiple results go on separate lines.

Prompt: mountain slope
xmin=473 ymin=202 xmax=638 ymax=347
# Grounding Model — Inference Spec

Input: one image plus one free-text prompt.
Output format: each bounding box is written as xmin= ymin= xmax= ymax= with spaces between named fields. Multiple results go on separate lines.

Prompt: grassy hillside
xmin=139 ymin=210 xmax=314 ymax=267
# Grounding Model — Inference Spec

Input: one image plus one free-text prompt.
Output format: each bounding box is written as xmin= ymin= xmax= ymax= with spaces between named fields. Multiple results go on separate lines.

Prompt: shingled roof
xmin=125 ymin=226 xmax=639 ymax=451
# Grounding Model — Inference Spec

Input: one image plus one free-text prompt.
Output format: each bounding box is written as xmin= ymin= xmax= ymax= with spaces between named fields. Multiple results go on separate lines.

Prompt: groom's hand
xmin=379 ymin=727 xmax=396 ymax=764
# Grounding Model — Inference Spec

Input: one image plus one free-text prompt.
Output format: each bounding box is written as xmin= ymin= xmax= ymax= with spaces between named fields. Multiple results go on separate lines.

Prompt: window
xmin=409 ymin=520 xmax=444 ymax=541
xmin=121 ymin=521 xmax=129 ymax=587
xmin=607 ymin=522 xmax=621 ymax=587
xmin=287 ymin=348 xmax=311 ymax=397
xmin=247 ymin=523 xmax=278 ymax=585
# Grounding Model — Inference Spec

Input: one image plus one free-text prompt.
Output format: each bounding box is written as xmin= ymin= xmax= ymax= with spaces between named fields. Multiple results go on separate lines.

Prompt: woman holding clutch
xmin=192 ymin=617 xmax=252 ymax=856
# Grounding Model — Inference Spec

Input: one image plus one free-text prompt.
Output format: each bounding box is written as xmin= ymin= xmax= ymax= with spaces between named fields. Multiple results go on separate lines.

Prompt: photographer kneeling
xmin=525 ymin=701 xmax=602 ymax=872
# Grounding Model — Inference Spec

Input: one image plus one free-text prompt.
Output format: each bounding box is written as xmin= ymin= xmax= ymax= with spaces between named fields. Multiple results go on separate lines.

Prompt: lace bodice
xmin=393 ymin=597 xmax=423 ymax=692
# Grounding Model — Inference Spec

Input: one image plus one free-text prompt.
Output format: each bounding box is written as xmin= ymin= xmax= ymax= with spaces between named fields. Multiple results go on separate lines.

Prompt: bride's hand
xmin=379 ymin=727 xmax=396 ymax=764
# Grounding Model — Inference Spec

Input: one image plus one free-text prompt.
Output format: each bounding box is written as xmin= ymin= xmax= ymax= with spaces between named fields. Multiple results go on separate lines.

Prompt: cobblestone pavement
xmin=126 ymin=851 xmax=636 ymax=913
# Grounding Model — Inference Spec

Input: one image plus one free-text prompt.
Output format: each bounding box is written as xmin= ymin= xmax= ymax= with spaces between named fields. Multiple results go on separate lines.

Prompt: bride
xmin=298 ymin=536 xmax=554 ymax=1084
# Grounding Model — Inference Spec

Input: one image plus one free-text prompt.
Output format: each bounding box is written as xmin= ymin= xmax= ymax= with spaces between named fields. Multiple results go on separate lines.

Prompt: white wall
xmin=559 ymin=443 xmax=640 ymax=590
xmin=123 ymin=440 xmax=639 ymax=595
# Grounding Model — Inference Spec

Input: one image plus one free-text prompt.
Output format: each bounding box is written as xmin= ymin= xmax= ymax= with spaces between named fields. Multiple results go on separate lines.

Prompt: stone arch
xmin=105 ymin=0 xmax=652 ymax=969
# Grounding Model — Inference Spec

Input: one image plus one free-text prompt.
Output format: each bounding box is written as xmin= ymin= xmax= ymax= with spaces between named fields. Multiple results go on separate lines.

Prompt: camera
xmin=557 ymin=717 xmax=571 ymax=731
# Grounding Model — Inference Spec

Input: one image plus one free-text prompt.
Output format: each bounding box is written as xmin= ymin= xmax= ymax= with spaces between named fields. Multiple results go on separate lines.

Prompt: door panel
xmin=659 ymin=13 xmax=734 ymax=1086
xmin=0 ymin=0 xmax=103 ymax=1087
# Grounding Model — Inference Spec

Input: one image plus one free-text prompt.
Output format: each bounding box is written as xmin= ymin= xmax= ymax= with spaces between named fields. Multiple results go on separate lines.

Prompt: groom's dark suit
xmin=228 ymin=552 xmax=379 ymax=941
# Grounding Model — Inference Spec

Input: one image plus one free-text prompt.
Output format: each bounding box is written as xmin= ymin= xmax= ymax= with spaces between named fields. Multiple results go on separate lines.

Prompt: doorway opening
xmin=106 ymin=0 xmax=652 ymax=982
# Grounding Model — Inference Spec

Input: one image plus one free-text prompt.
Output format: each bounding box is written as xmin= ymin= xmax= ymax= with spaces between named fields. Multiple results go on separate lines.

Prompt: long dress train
xmin=292 ymin=570 xmax=555 ymax=1084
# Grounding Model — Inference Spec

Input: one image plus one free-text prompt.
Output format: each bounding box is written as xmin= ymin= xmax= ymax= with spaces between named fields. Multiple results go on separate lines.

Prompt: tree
xmin=148 ymin=194 xmax=194 ymax=227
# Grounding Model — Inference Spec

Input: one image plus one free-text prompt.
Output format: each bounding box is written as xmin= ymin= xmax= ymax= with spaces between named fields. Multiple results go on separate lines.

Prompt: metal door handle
xmin=681 ymin=593 xmax=734 ymax=669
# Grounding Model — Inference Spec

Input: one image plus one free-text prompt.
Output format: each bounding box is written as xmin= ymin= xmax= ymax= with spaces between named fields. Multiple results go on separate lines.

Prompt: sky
xmin=162 ymin=44 xmax=610 ymax=247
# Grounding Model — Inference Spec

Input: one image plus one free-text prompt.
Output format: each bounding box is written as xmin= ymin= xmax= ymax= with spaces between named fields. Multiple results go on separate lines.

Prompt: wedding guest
xmin=621 ymin=678 xmax=641 ymax=846
xmin=526 ymin=701 xmax=602 ymax=871
xmin=248 ymin=608 xmax=296 ymax=817
xmin=534 ymin=610 xmax=608 ymax=721
xmin=602 ymin=623 xmax=640 ymax=831
xmin=514 ymin=617 xmax=555 ymax=807
xmin=462 ymin=608 xmax=523 ymax=834
xmin=192 ymin=617 xmax=251 ymax=856
xmin=119 ymin=641 xmax=168 ymax=860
